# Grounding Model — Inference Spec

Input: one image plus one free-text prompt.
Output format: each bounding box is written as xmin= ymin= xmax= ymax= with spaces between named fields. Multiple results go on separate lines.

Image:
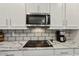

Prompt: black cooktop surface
xmin=23 ymin=40 xmax=53 ymax=48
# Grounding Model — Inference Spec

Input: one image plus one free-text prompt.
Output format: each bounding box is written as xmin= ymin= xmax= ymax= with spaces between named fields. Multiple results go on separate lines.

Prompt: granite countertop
xmin=0 ymin=40 xmax=79 ymax=51
xmin=0 ymin=41 xmax=27 ymax=51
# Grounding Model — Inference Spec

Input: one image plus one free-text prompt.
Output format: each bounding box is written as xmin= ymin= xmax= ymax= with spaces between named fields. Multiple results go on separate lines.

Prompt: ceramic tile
xmin=4 ymin=37 xmax=8 ymax=41
xmin=41 ymin=33 xmax=48 ymax=36
xmin=39 ymin=37 xmax=45 ymax=40
xmin=31 ymin=37 xmax=39 ymax=40
xmin=8 ymin=37 xmax=15 ymax=41
xmin=3 ymin=29 xmax=72 ymax=42
xmin=24 ymin=37 xmax=30 ymax=40
xmin=45 ymin=37 xmax=52 ymax=40
xmin=23 ymin=29 xmax=31 ymax=33
xmin=27 ymin=33 xmax=35 ymax=36
xmin=34 ymin=33 xmax=42 ymax=36
xmin=19 ymin=33 xmax=26 ymax=37
xmin=16 ymin=37 xmax=24 ymax=41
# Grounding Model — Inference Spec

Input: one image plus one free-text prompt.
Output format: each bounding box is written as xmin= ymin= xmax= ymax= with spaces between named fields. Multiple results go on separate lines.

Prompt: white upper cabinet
xmin=66 ymin=3 xmax=79 ymax=28
xmin=8 ymin=4 xmax=26 ymax=26
xmin=25 ymin=3 xmax=50 ymax=13
xmin=38 ymin=3 xmax=50 ymax=13
xmin=0 ymin=4 xmax=8 ymax=27
xmin=50 ymin=3 xmax=65 ymax=28
xmin=0 ymin=3 xmax=26 ymax=29
xmin=25 ymin=3 xmax=38 ymax=13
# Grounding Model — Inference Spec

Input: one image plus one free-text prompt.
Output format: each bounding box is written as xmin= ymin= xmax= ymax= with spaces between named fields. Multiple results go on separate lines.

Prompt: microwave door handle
xmin=46 ymin=15 xmax=48 ymax=24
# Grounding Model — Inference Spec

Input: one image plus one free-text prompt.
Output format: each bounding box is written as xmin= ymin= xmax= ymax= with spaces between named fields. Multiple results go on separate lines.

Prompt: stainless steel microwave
xmin=26 ymin=13 xmax=50 ymax=26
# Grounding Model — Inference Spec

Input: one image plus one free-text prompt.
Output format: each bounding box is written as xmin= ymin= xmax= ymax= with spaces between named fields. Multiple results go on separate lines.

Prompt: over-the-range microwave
xmin=26 ymin=13 xmax=50 ymax=28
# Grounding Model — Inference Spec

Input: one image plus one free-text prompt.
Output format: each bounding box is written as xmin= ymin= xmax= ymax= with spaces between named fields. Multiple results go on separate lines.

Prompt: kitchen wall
xmin=2 ymin=29 xmax=75 ymax=42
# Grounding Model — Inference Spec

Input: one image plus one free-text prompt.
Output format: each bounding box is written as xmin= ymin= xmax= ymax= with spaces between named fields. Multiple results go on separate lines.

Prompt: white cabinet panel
xmin=0 ymin=17 xmax=7 ymax=26
xmin=23 ymin=50 xmax=54 ymax=56
xmin=8 ymin=4 xmax=26 ymax=26
xmin=38 ymin=3 xmax=50 ymax=13
xmin=0 ymin=51 xmax=23 ymax=56
xmin=74 ymin=49 xmax=79 ymax=56
xmin=54 ymin=49 xmax=73 ymax=56
xmin=50 ymin=3 xmax=65 ymax=28
xmin=0 ymin=4 xmax=8 ymax=27
xmin=26 ymin=3 xmax=38 ymax=13
xmin=26 ymin=3 xmax=50 ymax=13
xmin=66 ymin=4 xmax=79 ymax=28
xmin=0 ymin=3 xmax=26 ymax=29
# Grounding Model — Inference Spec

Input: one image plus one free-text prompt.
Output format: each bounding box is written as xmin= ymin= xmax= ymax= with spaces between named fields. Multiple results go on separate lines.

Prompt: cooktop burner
xmin=23 ymin=40 xmax=53 ymax=48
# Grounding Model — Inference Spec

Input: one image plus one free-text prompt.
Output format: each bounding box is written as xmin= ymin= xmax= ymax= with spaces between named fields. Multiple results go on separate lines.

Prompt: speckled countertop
xmin=0 ymin=40 xmax=79 ymax=51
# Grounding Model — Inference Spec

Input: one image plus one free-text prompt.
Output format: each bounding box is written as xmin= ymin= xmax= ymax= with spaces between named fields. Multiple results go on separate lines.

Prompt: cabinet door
xmin=0 ymin=4 xmax=8 ymax=27
xmin=50 ymin=3 xmax=65 ymax=28
xmin=55 ymin=49 xmax=73 ymax=56
xmin=23 ymin=50 xmax=54 ymax=56
xmin=8 ymin=3 xmax=26 ymax=26
xmin=0 ymin=51 xmax=23 ymax=56
xmin=0 ymin=17 xmax=7 ymax=26
xmin=38 ymin=3 xmax=50 ymax=13
xmin=26 ymin=3 xmax=50 ymax=13
xmin=66 ymin=4 xmax=79 ymax=28
xmin=74 ymin=49 xmax=79 ymax=56
xmin=26 ymin=3 xmax=38 ymax=13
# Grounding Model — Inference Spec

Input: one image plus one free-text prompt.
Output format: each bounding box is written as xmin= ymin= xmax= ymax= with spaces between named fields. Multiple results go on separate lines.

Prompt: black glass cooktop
xmin=23 ymin=40 xmax=53 ymax=48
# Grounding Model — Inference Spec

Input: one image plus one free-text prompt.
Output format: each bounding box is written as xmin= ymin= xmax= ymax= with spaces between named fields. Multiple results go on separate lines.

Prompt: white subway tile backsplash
xmin=34 ymin=33 xmax=41 ymax=36
xmin=31 ymin=37 xmax=39 ymax=40
xmin=49 ymin=33 xmax=55 ymax=37
xmin=8 ymin=37 xmax=15 ymax=41
xmin=66 ymin=37 xmax=71 ymax=40
xmin=65 ymin=33 xmax=70 ymax=37
xmin=52 ymin=37 xmax=56 ymax=41
xmin=24 ymin=37 xmax=30 ymax=40
xmin=27 ymin=33 xmax=35 ymax=36
xmin=4 ymin=37 xmax=8 ymax=41
xmin=45 ymin=30 xmax=50 ymax=33
xmin=46 ymin=30 xmax=55 ymax=33
xmin=39 ymin=37 xmax=45 ymax=40
xmin=24 ymin=30 xmax=31 ymax=33
xmin=19 ymin=33 xmax=26 ymax=37
xmin=13 ymin=33 xmax=20 ymax=37
xmin=41 ymin=33 xmax=48 ymax=36
xmin=3 ymin=29 xmax=71 ymax=41
xmin=15 ymin=30 xmax=23 ymax=33
xmin=4 ymin=33 xmax=12 ymax=37
xmin=8 ymin=30 xmax=15 ymax=33
xmin=45 ymin=37 xmax=52 ymax=40
xmin=16 ymin=37 xmax=24 ymax=41
xmin=3 ymin=30 xmax=8 ymax=33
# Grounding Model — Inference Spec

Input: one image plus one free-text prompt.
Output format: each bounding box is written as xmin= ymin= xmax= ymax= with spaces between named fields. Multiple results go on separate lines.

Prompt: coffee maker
xmin=55 ymin=30 xmax=66 ymax=42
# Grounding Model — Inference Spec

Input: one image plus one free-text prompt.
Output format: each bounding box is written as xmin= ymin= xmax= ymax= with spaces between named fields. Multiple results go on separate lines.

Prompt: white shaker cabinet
xmin=38 ymin=3 xmax=50 ymax=13
xmin=50 ymin=3 xmax=65 ymax=29
xmin=25 ymin=3 xmax=50 ymax=13
xmin=8 ymin=4 xmax=26 ymax=27
xmin=74 ymin=49 xmax=79 ymax=56
xmin=0 ymin=17 xmax=7 ymax=27
xmin=25 ymin=3 xmax=38 ymax=13
xmin=0 ymin=4 xmax=26 ymax=29
xmin=66 ymin=3 xmax=79 ymax=29
xmin=0 ymin=51 xmax=23 ymax=56
xmin=54 ymin=49 xmax=73 ymax=56
xmin=23 ymin=50 xmax=54 ymax=56
xmin=0 ymin=4 xmax=9 ymax=28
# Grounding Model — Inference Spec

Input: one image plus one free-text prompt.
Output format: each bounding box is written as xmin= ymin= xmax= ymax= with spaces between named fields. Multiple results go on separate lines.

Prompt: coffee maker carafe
xmin=55 ymin=30 xmax=66 ymax=42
